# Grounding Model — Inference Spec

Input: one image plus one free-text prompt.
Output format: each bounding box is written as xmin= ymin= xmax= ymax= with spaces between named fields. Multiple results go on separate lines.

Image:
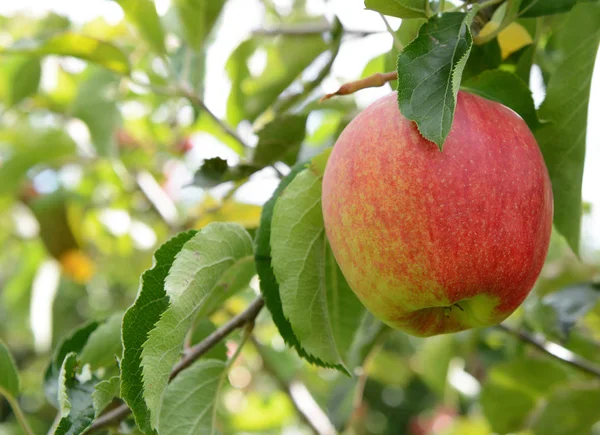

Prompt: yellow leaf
xmin=59 ymin=249 xmax=95 ymax=284
xmin=479 ymin=22 xmax=533 ymax=59
xmin=194 ymin=199 xmax=262 ymax=229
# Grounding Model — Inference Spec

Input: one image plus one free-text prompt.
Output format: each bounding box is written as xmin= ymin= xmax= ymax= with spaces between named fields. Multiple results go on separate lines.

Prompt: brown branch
xmin=86 ymin=296 xmax=265 ymax=433
xmin=497 ymin=323 xmax=600 ymax=378
xmin=320 ymin=71 xmax=397 ymax=101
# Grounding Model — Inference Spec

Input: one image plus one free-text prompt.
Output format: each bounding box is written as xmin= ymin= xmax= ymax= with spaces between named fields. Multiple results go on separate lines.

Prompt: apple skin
xmin=322 ymin=91 xmax=553 ymax=337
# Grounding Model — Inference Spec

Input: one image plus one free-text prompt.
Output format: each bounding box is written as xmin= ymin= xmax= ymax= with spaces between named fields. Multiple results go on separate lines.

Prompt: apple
xmin=322 ymin=91 xmax=553 ymax=337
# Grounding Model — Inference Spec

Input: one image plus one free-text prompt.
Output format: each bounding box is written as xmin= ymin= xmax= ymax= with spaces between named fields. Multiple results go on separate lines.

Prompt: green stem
xmin=379 ymin=14 xmax=403 ymax=51
xmin=6 ymin=396 xmax=34 ymax=435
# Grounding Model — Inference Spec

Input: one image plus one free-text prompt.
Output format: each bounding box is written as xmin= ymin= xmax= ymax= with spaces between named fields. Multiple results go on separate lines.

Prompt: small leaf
xmin=461 ymin=69 xmax=541 ymax=130
xmin=79 ymin=312 xmax=123 ymax=370
xmin=158 ymin=359 xmax=226 ymax=435
xmin=532 ymin=386 xmax=600 ymax=435
xmin=535 ymin=2 xmax=600 ymax=255
xmin=0 ymin=341 xmax=20 ymax=399
xmin=174 ymin=0 xmax=225 ymax=51
xmin=192 ymin=157 xmax=258 ymax=189
xmin=55 ymin=353 xmax=96 ymax=435
xmin=92 ymin=376 xmax=120 ymax=417
xmin=255 ymin=163 xmax=332 ymax=368
xmin=397 ymin=10 xmax=477 ymax=149
xmin=142 ymin=223 xmax=253 ymax=428
xmin=1 ymin=32 xmax=130 ymax=74
xmin=271 ymin=153 xmax=364 ymax=371
xmin=6 ymin=57 xmax=41 ymax=106
xmin=364 ymin=0 xmax=428 ymax=18
xmin=114 ymin=0 xmax=166 ymax=54
xmin=44 ymin=321 xmax=100 ymax=409
xmin=71 ymin=67 xmax=122 ymax=157
xmin=519 ymin=0 xmax=578 ymax=17
xmin=537 ymin=283 xmax=600 ymax=340
xmin=253 ymin=114 xmax=308 ymax=167
xmin=120 ymin=230 xmax=197 ymax=435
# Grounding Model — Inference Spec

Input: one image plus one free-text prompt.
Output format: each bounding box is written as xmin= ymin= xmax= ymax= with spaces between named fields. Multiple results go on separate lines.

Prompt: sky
xmin=1 ymin=0 xmax=599 ymax=257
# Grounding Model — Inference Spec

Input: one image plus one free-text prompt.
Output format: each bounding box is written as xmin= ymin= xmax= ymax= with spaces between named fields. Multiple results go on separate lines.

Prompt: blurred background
xmin=1 ymin=0 xmax=599 ymax=434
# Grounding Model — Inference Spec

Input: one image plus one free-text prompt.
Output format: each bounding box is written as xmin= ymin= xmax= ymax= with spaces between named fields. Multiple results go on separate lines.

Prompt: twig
xmin=321 ymin=71 xmax=397 ymax=101
xmin=497 ymin=323 xmax=600 ymax=378
xmin=5 ymin=396 xmax=34 ymax=435
xmin=251 ymin=337 xmax=336 ymax=435
xmin=379 ymin=14 xmax=403 ymax=52
xmin=253 ymin=25 xmax=379 ymax=37
xmin=86 ymin=296 xmax=265 ymax=433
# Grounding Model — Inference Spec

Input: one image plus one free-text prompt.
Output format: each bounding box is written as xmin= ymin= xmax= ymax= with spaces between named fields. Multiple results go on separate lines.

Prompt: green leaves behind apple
xmin=535 ymin=2 xmax=600 ymax=255
xmin=268 ymin=149 xmax=365 ymax=373
xmin=396 ymin=10 xmax=478 ymax=150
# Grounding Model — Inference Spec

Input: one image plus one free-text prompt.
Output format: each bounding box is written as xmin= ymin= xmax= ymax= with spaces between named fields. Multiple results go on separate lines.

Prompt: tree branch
xmin=321 ymin=71 xmax=397 ymax=101
xmin=253 ymin=25 xmax=380 ymax=37
xmin=497 ymin=323 xmax=600 ymax=378
xmin=86 ymin=296 xmax=265 ymax=433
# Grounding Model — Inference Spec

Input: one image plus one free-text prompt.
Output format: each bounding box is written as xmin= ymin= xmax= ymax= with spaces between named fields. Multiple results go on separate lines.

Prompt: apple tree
xmin=0 ymin=0 xmax=600 ymax=434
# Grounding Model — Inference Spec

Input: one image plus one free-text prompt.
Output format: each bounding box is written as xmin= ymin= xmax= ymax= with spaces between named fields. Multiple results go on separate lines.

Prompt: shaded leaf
xmin=462 ymin=69 xmax=541 ymax=130
xmin=397 ymin=10 xmax=477 ymax=149
xmin=174 ymin=0 xmax=225 ymax=51
xmin=55 ymin=353 xmax=96 ymax=435
xmin=1 ymin=32 xmax=130 ymax=74
xmin=271 ymin=154 xmax=364 ymax=371
xmin=0 ymin=341 xmax=20 ymax=399
xmin=535 ymin=2 xmax=600 ymax=254
xmin=253 ymin=114 xmax=308 ymax=167
xmin=364 ymin=0 xmax=428 ymax=18
xmin=192 ymin=157 xmax=259 ymax=189
xmin=120 ymin=230 xmax=197 ymax=435
xmin=520 ymin=0 xmax=579 ymax=17
xmin=71 ymin=67 xmax=122 ymax=157
xmin=44 ymin=321 xmax=100 ymax=409
xmin=79 ymin=312 xmax=123 ymax=370
xmin=142 ymin=223 xmax=253 ymax=429
xmin=462 ymin=39 xmax=501 ymax=81
xmin=92 ymin=376 xmax=120 ymax=417
xmin=114 ymin=0 xmax=165 ymax=54
xmin=158 ymin=359 xmax=226 ymax=435
xmin=189 ymin=319 xmax=227 ymax=361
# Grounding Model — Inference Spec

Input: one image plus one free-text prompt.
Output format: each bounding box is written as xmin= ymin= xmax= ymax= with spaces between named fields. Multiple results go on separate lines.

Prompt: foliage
xmin=0 ymin=1 xmax=599 ymax=434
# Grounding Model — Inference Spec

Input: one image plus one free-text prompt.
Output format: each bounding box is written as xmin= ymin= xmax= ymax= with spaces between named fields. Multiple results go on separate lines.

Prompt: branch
xmin=497 ymin=323 xmax=600 ymax=378
xmin=321 ymin=71 xmax=397 ymax=101
xmin=253 ymin=25 xmax=380 ymax=37
xmin=86 ymin=296 xmax=265 ymax=433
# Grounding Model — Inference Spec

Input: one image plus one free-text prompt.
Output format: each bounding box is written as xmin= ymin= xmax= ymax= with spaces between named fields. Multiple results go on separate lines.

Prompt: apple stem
xmin=320 ymin=71 xmax=398 ymax=102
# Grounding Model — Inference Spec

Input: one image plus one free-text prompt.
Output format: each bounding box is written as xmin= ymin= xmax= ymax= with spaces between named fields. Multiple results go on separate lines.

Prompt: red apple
xmin=322 ymin=91 xmax=553 ymax=337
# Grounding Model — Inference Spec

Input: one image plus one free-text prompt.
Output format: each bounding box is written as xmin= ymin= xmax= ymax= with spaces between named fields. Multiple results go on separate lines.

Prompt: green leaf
xmin=114 ymin=0 xmax=166 ymax=54
xmin=55 ymin=353 xmax=96 ymax=435
xmin=4 ymin=57 xmax=41 ymax=106
xmin=462 ymin=69 xmax=541 ymax=130
xmin=142 ymin=223 xmax=253 ymax=429
xmin=253 ymin=114 xmax=308 ymax=167
xmin=415 ymin=335 xmax=455 ymax=396
xmin=79 ymin=312 xmax=123 ymax=370
xmin=1 ymin=32 xmax=130 ymax=74
xmin=192 ymin=157 xmax=259 ymax=189
xmin=519 ymin=0 xmax=578 ymax=17
xmin=226 ymin=35 xmax=327 ymax=124
xmin=271 ymin=156 xmax=364 ymax=371
xmin=0 ymin=341 xmax=20 ymax=399
xmin=535 ymin=2 xmax=600 ymax=255
xmin=386 ymin=18 xmax=427 ymax=90
xmin=0 ymin=128 xmax=76 ymax=197
xmin=255 ymin=162 xmax=333 ymax=368
xmin=71 ymin=67 xmax=122 ymax=157
xmin=174 ymin=0 xmax=225 ymax=51
xmin=158 ymin=359 xmax=226 ymax=435
xmin=92 ymin=376 xmax=120 ymax=417
xmin=120 ymin=230 xmax=197 ymax=435
xmin=532 ymin=386 xmax=600 ymax=435
xmin=462 ymin=39 xmax=501 ymax=81
xmin=364 ymin=0 xmax=428 ymax=18
xmin=44 ymin=321 xmax=100 ymax=409
xmin=537 ymin=283 xmax=600 ymax=340
xmin=481 ymin=358 xmax=569 ymax=433
xmin=397 ymin=10 xmax=477 ymax=150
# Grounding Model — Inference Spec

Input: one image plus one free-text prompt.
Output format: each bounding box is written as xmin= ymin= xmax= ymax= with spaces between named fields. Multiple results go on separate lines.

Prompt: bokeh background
xmin=1 ymin=1 xmax=600 ymax=434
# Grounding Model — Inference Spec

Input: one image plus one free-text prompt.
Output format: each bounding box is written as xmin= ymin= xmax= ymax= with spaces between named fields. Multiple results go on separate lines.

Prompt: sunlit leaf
xmin=174 ymin=0 xmax=225 ymax=51
xmin=364 ymin=0 xmax=428 ymax=18
xmin=79 ymin=312 xmax=123 ymax=370
xmin=92 ymin=376 xmax=120 ymax=417
xmin=253 ymin=114 xmax=308 ymax=167
xmin=113 ymin=0 xmax=166 ymax=54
